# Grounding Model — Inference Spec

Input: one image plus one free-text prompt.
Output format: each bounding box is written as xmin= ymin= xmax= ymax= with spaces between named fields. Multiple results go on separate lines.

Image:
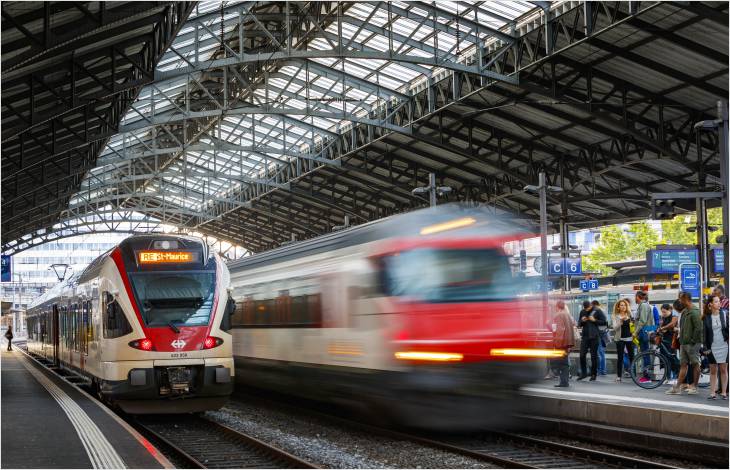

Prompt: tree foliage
xmin=584 ymin=222 xmax=661 ymax=275
xmin=660 ymin=207 xmax=724 ymax=245
xmin=584 ymin=209 xmax=724 ymax=275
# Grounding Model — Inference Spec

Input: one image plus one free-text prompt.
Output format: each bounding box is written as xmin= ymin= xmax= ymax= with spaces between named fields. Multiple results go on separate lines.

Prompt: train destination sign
xmin=647 ymin=249 xmax=698 ymax=274
xmin=138 ymin=251 xmax=196 ymax=264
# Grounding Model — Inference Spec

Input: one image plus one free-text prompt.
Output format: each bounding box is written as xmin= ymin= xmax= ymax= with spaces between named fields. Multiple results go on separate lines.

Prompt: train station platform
xmin=1 ymin=349 xmax=170 ymax=469
xmin=519 ymin=375 xmax=729 ymax=443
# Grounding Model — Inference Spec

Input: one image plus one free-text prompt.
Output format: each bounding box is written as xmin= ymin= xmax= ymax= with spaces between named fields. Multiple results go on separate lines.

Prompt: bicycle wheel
xmin=630 ymin=351 xmax=669 ymax=389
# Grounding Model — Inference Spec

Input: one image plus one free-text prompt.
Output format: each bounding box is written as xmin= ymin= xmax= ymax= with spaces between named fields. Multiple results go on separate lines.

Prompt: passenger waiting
xmin=578 ymin=300 xmax=607 ymax=381
xmin=611 ymin=298 xmax=634 ymax=382
xmin=4 ymin=326 xmax=12 ymax=351
xmin=713 ymin=285 xmax=729 ymax=310
xmin=551 ymin=300 xmax=575 ymax=388
xmin=702 ymin=295 xmax=728 ymax=400
xmin=592 ymin=300 xmax=608 ymax=376
xmin=634 ymin=291 xmax=655 ymax=384
xmin=657 ymin=303 xmax=679 ymax=382
xmin=666 ymin=292 xmax=702 ymax=395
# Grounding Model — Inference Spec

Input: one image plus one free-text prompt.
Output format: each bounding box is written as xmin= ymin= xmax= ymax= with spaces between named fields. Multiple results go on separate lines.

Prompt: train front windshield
xmin=130 ymin=271 xmax=216 ymax=327
xmin=382 ymin=248 xmax=516 ymax=303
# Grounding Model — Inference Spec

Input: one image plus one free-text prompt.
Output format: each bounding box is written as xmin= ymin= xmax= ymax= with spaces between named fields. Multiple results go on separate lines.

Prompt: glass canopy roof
xmin=11 ymin=1 xmax=546 ymax=254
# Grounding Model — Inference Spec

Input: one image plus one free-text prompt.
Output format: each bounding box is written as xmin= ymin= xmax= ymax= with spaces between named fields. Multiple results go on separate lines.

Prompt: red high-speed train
xmin=26 ymin=235 xmax=235 ymax=413
xmin=227 ymin=204 xmax=557 ymax=430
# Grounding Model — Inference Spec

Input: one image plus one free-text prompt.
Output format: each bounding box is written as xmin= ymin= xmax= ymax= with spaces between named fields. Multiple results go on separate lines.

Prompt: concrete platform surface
xmin=1 ymin=349 xmax=170 ymax=469
xmin=523 ymin=374 xmax=729 ymax=417
xmin=520 ymin=375 xmax=729 ymax=442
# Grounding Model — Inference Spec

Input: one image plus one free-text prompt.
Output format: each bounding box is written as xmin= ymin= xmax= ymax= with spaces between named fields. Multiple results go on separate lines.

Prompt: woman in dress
xmin=611 ymin=298 xmax=634 ymax=382
xmin=702 ymin=295 xmax=728 ymax=400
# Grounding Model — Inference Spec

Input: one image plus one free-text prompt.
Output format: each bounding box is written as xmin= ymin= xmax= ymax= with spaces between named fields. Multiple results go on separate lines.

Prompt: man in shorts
xmin=666 ymin=292 xmax=702 ymax=395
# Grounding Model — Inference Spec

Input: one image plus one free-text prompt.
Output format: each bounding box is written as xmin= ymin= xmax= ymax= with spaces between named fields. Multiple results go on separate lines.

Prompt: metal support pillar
xmin=429 ymin=172 xmax=437 ymax=208
xmin=560 ymin=217 xmax=570 ymax=292
xmin=719 ymin=100 xmax=729 ymax=290
xmin=539 ymin=172 xmax=549 ymax=293
xmin=697 ymin=197 xmax=709 ymax=292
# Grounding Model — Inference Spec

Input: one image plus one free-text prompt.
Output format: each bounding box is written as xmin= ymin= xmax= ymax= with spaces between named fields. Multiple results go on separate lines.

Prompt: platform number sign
xmin=1 ymin=255 xmax=10 ymax=283
xmin=580 ymin=279 xmax=599 ymax=292
xmin=548 ymin=257 xmax=582 ymax=276
xmin=549 ymin=257 xmax=564 ymax=275
xmin=565 ymin=257 xmax=582 ymax=274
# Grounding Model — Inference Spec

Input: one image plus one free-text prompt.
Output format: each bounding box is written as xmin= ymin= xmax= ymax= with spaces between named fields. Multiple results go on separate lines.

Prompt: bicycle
xmin=629 ymin=337 xmax=674 ymax=389
xmin=630 ymin=334 xmax=711 ymax=389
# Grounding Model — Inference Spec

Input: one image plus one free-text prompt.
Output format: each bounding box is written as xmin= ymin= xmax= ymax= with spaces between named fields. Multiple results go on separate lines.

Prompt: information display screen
xmin=713 ymin=249 xmax=725 ymax=273
xmin=647 ymin=249 xmax=698 ymax=274
xmin=137 ymin=251 xmax=196 ymax=264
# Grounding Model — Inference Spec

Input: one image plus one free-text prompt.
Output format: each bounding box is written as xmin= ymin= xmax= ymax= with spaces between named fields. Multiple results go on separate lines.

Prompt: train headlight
xmin=489 ymin=348 xmax=566 ymax=358
xmin=129 ymin=338 xmax=154 ymax=351
xmin=394 ymin=351 xmax=463 ymax=362
xmin=203 ymin=336 xmax=224 ymax=349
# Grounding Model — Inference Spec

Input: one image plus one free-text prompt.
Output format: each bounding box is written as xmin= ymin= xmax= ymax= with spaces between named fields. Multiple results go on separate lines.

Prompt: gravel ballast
xmin=205 ymin=400 xmax=495 ymax=469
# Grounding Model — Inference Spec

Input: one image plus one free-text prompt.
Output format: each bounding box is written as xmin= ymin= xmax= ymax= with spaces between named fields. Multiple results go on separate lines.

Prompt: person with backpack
xmin=634 ymin=291 xmax=655 ymax=384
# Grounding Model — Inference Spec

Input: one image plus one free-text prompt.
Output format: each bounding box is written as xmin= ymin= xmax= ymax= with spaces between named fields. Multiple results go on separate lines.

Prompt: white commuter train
xmin=25 ymin=235 xmax=236 ymax=413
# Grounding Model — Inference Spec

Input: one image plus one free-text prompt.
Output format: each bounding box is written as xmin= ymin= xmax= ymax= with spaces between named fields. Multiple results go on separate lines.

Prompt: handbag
xmin=629 ymin=322 xmax=640 ymax=346
xmin=671 ymin=332 xmax=680 ymax=350
xmin=652 ymin=331 xmax=662 ymax=346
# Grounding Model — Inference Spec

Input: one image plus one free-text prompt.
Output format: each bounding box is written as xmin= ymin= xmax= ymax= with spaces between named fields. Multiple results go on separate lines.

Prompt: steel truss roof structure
xmin=2 ymin=1 xmax=195 ymax=249
xmin=2 ymin=1 xmax=728 ymax=254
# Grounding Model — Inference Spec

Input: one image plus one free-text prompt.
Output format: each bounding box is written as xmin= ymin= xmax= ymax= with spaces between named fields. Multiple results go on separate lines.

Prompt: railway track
xmin=133 ymin=415 xmax=318 ymax=469
xmin=230 ymin=390 xmax=676 ymax=469
xmin=427 ymin=432 xmax=675 ymax=469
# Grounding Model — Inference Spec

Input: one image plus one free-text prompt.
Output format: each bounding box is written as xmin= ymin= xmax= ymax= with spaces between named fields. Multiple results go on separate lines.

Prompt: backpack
xmin=652 ymin=305 xmax=660 ymax=326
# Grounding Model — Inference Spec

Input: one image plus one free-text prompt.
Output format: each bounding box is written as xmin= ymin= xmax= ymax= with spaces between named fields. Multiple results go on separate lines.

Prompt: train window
xmin=380 ymin=248 xmax=516 ymax=303
xmin=232 ymin=280 xmax=322 ymax=328
xmin=71 ymin=304 xmax=77 ymax=351
xmin=81 ymin=302 xmax=89 ymax=355
xmin=220 ymin=296 xmax=235 ymax=332
xmin=128 ymin=272 xmax=216 ymax=328
xmin=103 ymin=293 xmax=133 ymax=339
xmin=87 ymin=301 xmax=94 ymax=344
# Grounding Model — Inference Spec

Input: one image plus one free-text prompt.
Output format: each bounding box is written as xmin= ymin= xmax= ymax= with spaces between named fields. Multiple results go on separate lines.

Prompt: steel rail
xmin=231 ymin=390 xmax=680 ymax=469
xmin=133 ymin=415 xmax=319 ymax=469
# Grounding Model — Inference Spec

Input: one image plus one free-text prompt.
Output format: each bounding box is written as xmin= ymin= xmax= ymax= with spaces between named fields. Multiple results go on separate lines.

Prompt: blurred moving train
xmin=25 ymin=235 xmax=235 ymax=413
xmin=227 ymin=205 xmax=558 ymax=429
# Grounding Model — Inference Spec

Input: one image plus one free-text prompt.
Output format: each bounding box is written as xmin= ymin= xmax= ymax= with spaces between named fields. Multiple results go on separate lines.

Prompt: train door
xmin=52 ymin=305 xmax=60 ymax=366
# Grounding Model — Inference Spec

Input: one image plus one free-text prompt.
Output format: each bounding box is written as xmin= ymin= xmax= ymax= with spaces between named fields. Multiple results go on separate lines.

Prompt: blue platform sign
xmin=1 ymin=255 xmax=10 ymax=283
xmin=548 ymin=257 xmax=582 ymax=276
xmin=548 ymin=257 xmax=564 ymax=275
xmin=712 ymin=249 xmax=725 ymax=273
xmin=648 ymin=249 xmax=698 ymax=274
xmin=565 ymin=257 xmax=582 ymax=275
xmin=679 ymin=263 xmax=702 ymax=300
xmin=580 ymin=279 xmax=599 ymax=291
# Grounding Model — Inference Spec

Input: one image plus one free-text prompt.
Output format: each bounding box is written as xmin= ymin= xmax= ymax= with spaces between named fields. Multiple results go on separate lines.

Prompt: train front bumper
xmin=100 ymin=358 xmax=234 ymax=412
